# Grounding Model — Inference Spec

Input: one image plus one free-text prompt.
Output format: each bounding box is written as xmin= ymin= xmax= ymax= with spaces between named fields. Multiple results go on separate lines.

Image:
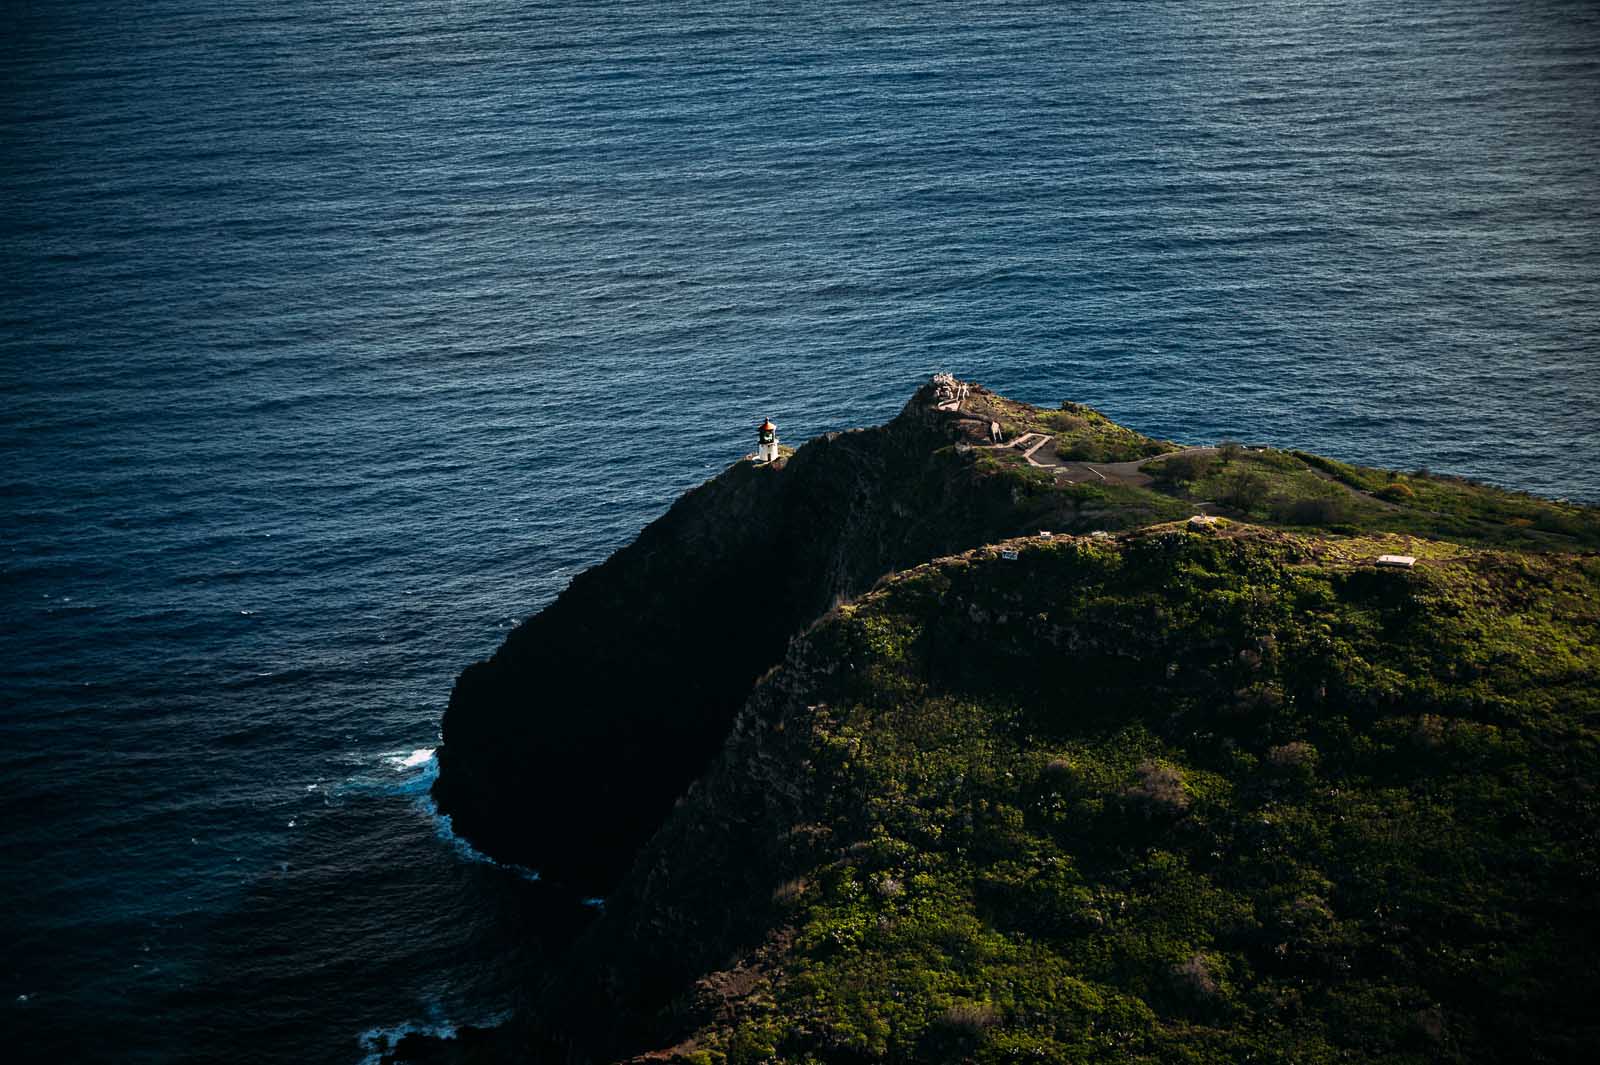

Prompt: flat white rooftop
xmin=1376 ymin=554 xmax=1417 ymax=568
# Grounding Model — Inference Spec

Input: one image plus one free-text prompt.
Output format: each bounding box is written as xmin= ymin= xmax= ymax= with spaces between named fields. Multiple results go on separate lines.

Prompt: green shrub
xmin=1127 ymin=761 xmax=1188 ymax=812
xmin=940 ymin=1002 xmax=999 ymax=1032
xmin=1377 ymin=482 xmax=1415 ymax=502
xmin=1271 ymin=495 xmax=1351 ymax=525
xmin=1150 ymin=452 xmax=1215 ymax=487
xmin=1220 ymin=471 xmax=1270 ymax=513
xmin=1063 ymin=438 xmax=1107 ymax=462
xmin=1170 ymin=954 xmax=1220 ymax=1001
xmin=1266 ymin=740 xmax=1318 ymax=769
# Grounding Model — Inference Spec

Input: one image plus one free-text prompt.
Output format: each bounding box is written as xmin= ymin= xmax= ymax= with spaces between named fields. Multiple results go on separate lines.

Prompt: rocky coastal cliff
xmin=422 ymin=381 xmax=1600 ymax=1064
xmin=434 ymin=381 xmax=1176 ymax=889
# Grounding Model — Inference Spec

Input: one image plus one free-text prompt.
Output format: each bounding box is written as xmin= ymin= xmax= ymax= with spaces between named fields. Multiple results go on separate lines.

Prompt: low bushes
xmin=1150 ymin=452 xmax=1215 ymax=487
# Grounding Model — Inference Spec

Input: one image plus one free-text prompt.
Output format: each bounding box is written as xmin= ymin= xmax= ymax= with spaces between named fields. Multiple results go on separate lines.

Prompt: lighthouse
xmin=756 ymin=418 xmax=780 ymax=463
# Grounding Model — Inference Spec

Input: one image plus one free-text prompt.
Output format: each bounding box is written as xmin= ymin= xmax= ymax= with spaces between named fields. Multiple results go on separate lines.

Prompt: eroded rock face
xmin=541 ymin=634 xmax=839 ymax=1058
xmin=433 ymin=383 xmax=1084 ymax=890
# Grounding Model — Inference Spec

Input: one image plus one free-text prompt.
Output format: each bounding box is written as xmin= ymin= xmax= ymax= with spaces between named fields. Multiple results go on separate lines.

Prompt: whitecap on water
xmin=332 ymin=746 xmax=541 ymax=881
xmin=326 ymin=746 xmax=437 ymax=800
xmin=389 ymin=747 xmax=436 ymax=771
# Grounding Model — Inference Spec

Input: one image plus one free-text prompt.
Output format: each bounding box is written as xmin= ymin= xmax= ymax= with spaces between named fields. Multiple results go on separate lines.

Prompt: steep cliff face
xmin=434 ymin=384 xmax=1171 ymax=888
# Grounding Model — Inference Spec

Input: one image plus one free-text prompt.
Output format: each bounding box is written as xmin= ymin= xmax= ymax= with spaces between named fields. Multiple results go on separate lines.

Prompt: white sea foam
xmin=430 ymin=808 xmax=542 ymax=883
xmin=346 ymin=745 xmax=542 ymax=881
xmin=355 ymin=1007 xmax=512 ymax=1065
xmin=355 ymin=1019 xmax=456 ymax=1065
xmin=391 ymin=747 xmax=436 ymax=770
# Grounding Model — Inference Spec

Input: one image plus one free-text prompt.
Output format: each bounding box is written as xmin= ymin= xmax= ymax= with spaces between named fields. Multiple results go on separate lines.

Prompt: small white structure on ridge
xmin=1376 ymin=554 xmax=1417 ymax=569
xmin=756 ymin=418 xmax=780 ymax=463
xmin=930 ymin=373 xmax=970 ymax=411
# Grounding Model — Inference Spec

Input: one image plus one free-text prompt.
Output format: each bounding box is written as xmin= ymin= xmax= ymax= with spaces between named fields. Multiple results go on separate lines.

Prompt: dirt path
xmin=1047 ymin=445 xmax=1219 ymax=486
xmin=959 ymin=406 xmax=1411 ymax=516
xmin=974 ymin=435 xmax=1221 ymax=486
xmin=1301 ymin=461 xmax=1402 ymax=510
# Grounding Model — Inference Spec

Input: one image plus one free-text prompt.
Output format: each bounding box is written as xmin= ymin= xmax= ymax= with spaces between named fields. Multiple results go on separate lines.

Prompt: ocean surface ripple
xmin=2 ymin=2 xmax=1598 ymax=1061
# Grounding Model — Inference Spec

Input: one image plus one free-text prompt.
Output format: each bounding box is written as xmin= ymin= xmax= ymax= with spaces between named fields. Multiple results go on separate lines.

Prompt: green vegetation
xmin=1290 ymin=453 xmax=1599 ymax=547
xmin=1183 ymin=450 xmax=1366 ymax=530
xmin=452 ymin=384 xmax=1600 ymax=1065
xmin=667 ymin=527 xmax=1600 ymax=1064
xmin=964 ymin=407 xmax=1599 ymax=552
xmin=967 ymin=392 xmax=1177 ymax=464
xmin=1148 ymin=451 xmax=1214 ymax=488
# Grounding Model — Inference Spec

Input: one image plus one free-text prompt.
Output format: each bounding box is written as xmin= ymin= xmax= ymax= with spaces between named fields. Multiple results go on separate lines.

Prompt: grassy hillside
xmin=416 ymin=382 xmax=1600 ymax=1065
xmin=582 ymin=524 xmax=1600 ymax=1064
xmin=954 ymin=390 xmax=1599 ymax=554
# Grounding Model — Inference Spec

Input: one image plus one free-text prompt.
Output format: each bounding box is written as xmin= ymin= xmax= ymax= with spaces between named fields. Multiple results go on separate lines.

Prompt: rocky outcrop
xmin=532 ymin=632 xmax=839 ymax=1059
xmin=423 ymin=380 xmax=1600 ymax=1065
xmin=433 ymin=383 xmax=1144 ymax=890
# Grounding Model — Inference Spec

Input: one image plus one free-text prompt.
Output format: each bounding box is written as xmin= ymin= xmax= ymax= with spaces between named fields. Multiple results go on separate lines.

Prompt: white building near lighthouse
xmin=756 ymin=418 xmax=780 ymax=463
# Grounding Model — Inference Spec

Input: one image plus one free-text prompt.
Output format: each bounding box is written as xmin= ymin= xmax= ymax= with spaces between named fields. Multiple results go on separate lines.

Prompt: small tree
xmin=1151 ymin=452 xmax=1215 ymax=488
xmin=1218 ymin=440 xmax=1244 ymax=465
xmin=1220 ymin=471 xmax=1269 ymax=513
xmin=1376 ymin=482 xmax=1415 ymax=502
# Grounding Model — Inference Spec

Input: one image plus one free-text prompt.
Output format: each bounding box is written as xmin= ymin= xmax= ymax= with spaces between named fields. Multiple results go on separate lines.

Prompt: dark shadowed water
xmin=3 ymin=1 xmax=1598 ymax=1061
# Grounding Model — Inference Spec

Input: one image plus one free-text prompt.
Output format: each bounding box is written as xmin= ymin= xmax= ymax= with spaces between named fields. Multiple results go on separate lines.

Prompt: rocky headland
xmin=418 ymin=380 xmax=1600 ymax=1064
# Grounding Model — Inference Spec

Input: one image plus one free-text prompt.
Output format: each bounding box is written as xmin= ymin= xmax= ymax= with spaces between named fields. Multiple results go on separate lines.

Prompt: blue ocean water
xmin=2 ymin=1 xmax=1598 ymax=1061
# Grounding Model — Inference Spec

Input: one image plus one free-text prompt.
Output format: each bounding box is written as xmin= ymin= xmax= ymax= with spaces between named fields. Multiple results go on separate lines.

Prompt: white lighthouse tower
xmin=756 ymin=418 xmax=780 ymax=463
